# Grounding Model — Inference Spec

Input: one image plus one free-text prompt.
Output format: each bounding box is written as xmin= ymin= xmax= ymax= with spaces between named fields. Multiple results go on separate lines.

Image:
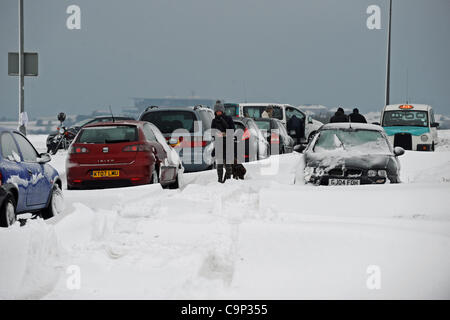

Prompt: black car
xmin=232 ymin=117 xmax=269 ymax=162
xmin=253 ymin=117 xmax=294 ymax=154
xmin=46 ymin=115 xmax=134 ymax=152
xmin=138 ymin=105 xmax=215 ymax=172
xmin=296 ymin=123 xmax=405 ymax=185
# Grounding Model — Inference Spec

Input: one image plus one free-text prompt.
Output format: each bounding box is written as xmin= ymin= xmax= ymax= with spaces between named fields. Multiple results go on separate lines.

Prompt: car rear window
xmin=233 ymin=122 xmax=246 ymax=131
xmin=254 ymin=120 xmax=271 ymax=131
xmin=224 ymin=104 xmax=239 ymax=117
xmin=78 ymin=126 xmax=138 ymax=144
xmin=141 ymin=111 xmax=197 ymax=133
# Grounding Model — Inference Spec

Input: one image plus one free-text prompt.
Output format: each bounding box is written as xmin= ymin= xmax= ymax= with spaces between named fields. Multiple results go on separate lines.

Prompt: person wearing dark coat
xmin=211 ymin=100 xmax=235 ymax=183
xmin=349 ymin=108 xmax=367 ymax=123
xmin=287 ymin=115 xmax=304 ymax=145
xmin=329 ymin=107 xmax=349 ymax=123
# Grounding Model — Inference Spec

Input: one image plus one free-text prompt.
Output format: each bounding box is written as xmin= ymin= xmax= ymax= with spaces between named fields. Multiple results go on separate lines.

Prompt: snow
xmin=1 ymin=131 xmax=450 ymax=299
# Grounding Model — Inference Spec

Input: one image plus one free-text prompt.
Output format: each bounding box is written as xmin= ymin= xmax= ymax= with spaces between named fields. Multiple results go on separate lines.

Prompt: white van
xmin=237 ymin=103 xmax=323 ymax=143
xmin=381 ymin=104 xmax=439 ymax=151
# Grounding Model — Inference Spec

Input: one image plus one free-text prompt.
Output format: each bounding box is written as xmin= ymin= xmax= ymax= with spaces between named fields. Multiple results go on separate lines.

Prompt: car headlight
xmin=378 ymin=170 xmax=387 ymax=177
xmin=368 ymin=170 xmax=377 ymax=177
xmin=420 ymin=134 xmax=428 ymax=142
xmin=59 ymin=128 xmax=65 ymax=134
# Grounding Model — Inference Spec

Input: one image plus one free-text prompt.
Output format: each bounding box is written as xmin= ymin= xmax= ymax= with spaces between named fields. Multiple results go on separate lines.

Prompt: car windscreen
xmin=313 ymin=129 xmax=390 ymax=154
xmin=254 ymin=120 xmax=271 ymax=131
xmin=382 ymin=110 xmax=428 ymax=127
xmin=77 ymin=126 xmax=138 ymax=144
xmin=243 ymin=106 xmax=283 ymax=120
xmin=141 ymin=111 xmax=196 ymax=134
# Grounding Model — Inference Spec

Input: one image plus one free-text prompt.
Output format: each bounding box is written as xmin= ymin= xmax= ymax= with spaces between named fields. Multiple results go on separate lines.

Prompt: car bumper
xmin=66 ymin=162 xmax=152 ymax=189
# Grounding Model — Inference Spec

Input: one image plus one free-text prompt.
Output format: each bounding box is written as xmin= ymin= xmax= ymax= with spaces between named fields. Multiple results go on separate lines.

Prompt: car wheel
xmin=40 ymin=184 xmax=64 ymax=220
xmin=0 ymin=193 xmax=17 ymax=227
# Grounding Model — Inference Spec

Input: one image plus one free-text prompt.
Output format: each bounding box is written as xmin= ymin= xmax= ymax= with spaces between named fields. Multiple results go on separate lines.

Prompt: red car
xmin=66 ymin=120 xmax=183 ymax=189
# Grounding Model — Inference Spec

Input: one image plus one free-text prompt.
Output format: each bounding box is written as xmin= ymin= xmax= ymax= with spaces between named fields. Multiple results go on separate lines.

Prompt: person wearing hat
xmin=349 ymin=108 xmax=367 ymax=123
xmin=211 ymin=100 xmax=235 ymax=183
xmin=329 ymin=107 xmax=349 ymax=123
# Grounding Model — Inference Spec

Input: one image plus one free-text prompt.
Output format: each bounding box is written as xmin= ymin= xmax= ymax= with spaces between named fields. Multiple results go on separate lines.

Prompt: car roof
xmin=83 ymin=120 xmax=145 ymax=128
xmin=239 ymin=103 xmax=292 ymax=107
xmin=321 ymin=122 xmax=384 ymax=131
xmin=383 ymin=104 xmax=431 ymax=112
xmin=142 ymin=105 xmax=211 ymax=112
xmin=0 ymin=127 xmax=20 ymax=134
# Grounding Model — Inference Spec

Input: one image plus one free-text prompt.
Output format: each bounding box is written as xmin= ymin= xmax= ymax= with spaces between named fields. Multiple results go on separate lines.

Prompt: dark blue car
xmin=0 ymin=127 xmax=63 ymax=227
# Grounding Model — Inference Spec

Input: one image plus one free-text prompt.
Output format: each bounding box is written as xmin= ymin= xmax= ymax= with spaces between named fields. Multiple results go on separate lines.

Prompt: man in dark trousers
xmin=329 ymin=107 xmax=349 ymax=123
xmin=349 ymin=108 xmax=367 ymax=123
xmin=211 ymin=100 xmax=235 ymax=183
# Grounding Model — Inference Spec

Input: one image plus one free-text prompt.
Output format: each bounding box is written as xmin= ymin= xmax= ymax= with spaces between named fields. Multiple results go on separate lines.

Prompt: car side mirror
xmin=431 ymin=122 xmax=439 ymax=128
xmin=37 ymin=153 xmax=51 ymax=164
xmin=394 ymin=146 xmax=405 ymax=156
xmin=293 ymin=144 xmax=306 ymax=153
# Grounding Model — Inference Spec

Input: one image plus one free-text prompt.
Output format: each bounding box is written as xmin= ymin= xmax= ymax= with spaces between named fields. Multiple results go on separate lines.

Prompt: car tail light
xmin=270 ymin=132 xmax=280 ymax=144
xmin=242 ymin=128 xmax=251 ymax=141
xmin=71 ymin=146 xmax=89 ymax=154
xmin=123 ymin=144 xmax=151 ymax=152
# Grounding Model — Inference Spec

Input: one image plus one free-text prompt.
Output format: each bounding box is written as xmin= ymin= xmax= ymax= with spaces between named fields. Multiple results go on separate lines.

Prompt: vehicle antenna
xmin=406 ymin=68 xmax=409 ymax=104
xmin=109 ymin=105 xmax=115 ymax=122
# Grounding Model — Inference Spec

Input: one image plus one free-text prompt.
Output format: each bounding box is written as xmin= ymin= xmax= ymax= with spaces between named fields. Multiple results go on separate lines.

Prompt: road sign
xmin=8 ymin=52 xmax=38 ymax=76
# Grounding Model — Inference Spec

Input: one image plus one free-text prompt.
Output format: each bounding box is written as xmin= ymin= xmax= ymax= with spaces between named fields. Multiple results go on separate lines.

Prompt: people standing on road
xmin=329 ymin=107 xmax=349 ymax=123
xmin=211 ymin=100 xmax=235 ymax=183
xmin=262 ymin=106 xmax=274 ymax=118
xmin=287 ymin=115 xmax=304 ymax=145
xmin=349 ymin=108 xmax=367 ymax=123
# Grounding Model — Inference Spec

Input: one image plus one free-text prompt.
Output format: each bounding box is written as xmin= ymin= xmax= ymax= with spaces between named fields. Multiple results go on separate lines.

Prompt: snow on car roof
xmin=384 ymin=104 xmax=431 ymax=111
xmin=321 ymin=122 xmax=384 ymax=131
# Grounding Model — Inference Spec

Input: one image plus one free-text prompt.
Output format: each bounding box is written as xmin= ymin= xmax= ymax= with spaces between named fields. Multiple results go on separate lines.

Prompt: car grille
xmin=326 ymin=168 xmax=362 ymax=177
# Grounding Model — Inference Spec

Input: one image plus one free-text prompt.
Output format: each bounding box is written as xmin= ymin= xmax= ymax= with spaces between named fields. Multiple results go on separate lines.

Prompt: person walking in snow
xmin=211 ymin=100 xmax=235 ymax=183
xmin=349 ymin=108 xmax=367 ymax=123
xmin=329 ymin=107 xmax=349 ymax=123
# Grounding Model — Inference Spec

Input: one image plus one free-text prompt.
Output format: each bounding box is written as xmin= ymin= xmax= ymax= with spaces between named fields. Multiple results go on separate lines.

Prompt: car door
xmin=0 ymin=132 xmax=29 ymax=212
xmin=13 ymin=132 xmax=50 ymax=207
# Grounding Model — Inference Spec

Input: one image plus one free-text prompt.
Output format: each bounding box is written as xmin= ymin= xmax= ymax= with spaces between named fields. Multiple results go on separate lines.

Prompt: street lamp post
xmin=385 ymin=0 xmax=392 ymax=107
xmin=18 ymin=0 xmax=26 ymax=135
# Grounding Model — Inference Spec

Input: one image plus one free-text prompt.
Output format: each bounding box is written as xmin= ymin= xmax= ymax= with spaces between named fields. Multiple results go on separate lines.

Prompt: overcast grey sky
xmin=1 ymin=0 xmax=449 ymax=119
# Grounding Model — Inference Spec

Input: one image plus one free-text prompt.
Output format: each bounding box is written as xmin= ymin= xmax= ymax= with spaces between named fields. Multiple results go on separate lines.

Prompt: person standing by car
xmin=211 ymin=100 xmax=235 ymax=183
xmin=349 ymin=108 xmax=367 ymax=123
xmin=262 ymin=106 xmax=274 ymax=118
xmin=287 ymin=114 xmax=304 ymax=145
xmin=329 ymin=107 xmax=349 ymax=123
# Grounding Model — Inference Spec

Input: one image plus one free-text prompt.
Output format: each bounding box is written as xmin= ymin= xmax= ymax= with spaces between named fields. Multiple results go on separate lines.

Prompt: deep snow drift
xmin=1 ymin=131 xmax=450 ymax=299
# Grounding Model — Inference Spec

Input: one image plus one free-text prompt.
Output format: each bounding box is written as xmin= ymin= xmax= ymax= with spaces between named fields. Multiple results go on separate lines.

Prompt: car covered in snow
xmin=381 ymin=104 xmax=439 ymax=151
xmin=232 ymin=117 xmax=270 ymax=162
xmin=295 ymin=123 xmax=405 ymax=185
xmin=0 ymin=127 xmax=63 ymax=227
xmin=66 ymin=120 xmax=183 ymax=189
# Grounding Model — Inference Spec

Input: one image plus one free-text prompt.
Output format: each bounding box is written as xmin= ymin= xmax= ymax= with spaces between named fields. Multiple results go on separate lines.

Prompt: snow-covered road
xmin=1 ymin=131 xmax=450 ymax=299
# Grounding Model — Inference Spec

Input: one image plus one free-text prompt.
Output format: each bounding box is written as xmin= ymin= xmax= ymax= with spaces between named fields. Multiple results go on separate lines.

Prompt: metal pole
xmin=18 ymin=0 xmax=26 ymax=135
xmin=385 ymin=0 xmax=392 ymax=107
